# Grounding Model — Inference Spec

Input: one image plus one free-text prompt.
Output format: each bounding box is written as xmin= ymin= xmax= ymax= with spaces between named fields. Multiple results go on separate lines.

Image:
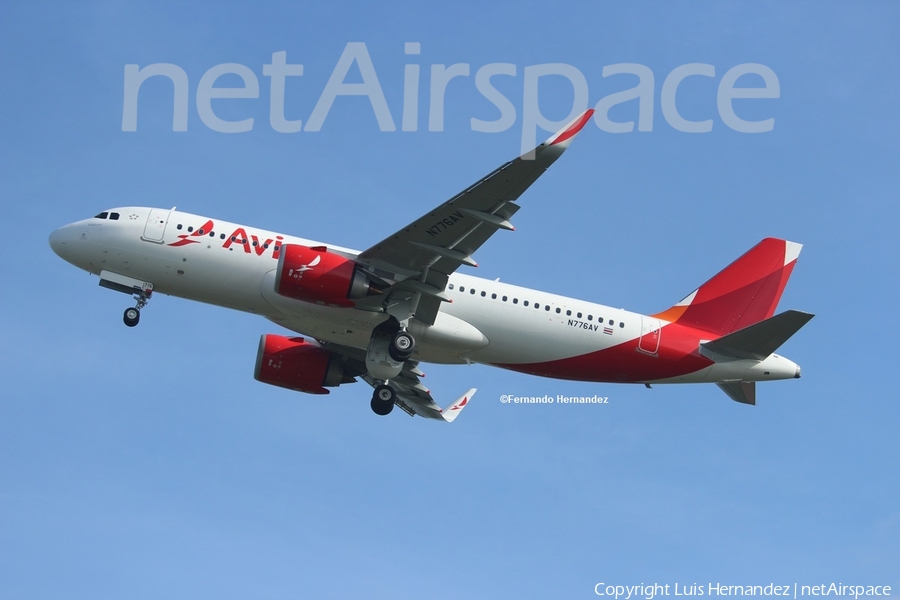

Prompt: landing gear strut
xmin=123 ymin=287 xmax=152 ymax=328
xmin=364 ymin=318 xmax=415 ymax=415
xmin=370 ymin=384 xmax=396 ymax=416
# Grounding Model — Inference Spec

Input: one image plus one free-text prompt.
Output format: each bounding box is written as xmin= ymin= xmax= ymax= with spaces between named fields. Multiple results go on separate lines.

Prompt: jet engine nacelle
xmin=253 ymin=334 xmax=354 ymax=394
xmin=275 ymin=244 xmax=381 ymax=307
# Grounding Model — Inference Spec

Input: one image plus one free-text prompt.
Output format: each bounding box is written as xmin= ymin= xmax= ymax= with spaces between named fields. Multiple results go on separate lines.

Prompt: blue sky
xmin=2 ymin=2 xmax=898 ymax=598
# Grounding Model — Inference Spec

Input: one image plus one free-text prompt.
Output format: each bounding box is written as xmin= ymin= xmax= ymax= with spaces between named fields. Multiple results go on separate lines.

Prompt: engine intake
xmin=254 ymin=334 xmax=353 ymax=394
xmin=275 ymin=244 xmax=381 ymax=307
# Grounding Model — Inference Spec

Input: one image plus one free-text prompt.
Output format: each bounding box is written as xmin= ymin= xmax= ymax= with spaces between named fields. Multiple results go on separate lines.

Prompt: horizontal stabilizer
xmin=702 ymin=310 xmax=814 ymax=360
xmin=717 ymin=381 xmax=756 ymax=405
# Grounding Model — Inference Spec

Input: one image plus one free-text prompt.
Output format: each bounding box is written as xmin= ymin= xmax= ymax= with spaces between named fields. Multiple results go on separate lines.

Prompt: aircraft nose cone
xmin=49 ymin=224 xmax=82 ymax=263
xmin=795 ymin=365 xmax=802 ymax=379
xmin=48 ymin=227 xmax=66 ymax=257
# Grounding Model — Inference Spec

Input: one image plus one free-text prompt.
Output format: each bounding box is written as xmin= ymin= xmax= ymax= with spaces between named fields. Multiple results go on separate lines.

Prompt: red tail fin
xmin=653 ymin=238 xmax=802 ymax=336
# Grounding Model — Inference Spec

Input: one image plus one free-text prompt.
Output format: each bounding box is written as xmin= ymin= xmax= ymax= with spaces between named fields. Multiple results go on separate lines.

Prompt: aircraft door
xmin=638 ymin=317 xmax=661 ymax=356
xmin=142 ymin=208 xmax=170 ymax=243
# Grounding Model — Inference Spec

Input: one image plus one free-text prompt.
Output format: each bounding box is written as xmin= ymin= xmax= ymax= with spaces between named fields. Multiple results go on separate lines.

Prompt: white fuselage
xmin=49 ymin=207 xmax=801 ymax=385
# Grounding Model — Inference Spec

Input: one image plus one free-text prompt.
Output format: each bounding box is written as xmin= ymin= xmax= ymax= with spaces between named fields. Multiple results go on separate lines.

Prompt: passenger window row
xmin=446 ymin=283 xmax=625 ymax=328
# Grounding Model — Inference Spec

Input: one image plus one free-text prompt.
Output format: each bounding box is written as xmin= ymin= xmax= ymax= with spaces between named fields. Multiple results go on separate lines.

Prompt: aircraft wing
xmin=355 ymin=109 xmax=594 ymax=324
xmin=319 ymin=341 xmax=475 ymax=421
xmin=361 ymin=366 xmax=476 ymax=422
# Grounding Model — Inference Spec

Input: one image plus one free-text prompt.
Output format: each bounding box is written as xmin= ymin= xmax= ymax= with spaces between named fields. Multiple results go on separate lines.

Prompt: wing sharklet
xmin=440 ymin=388 xmax=476 ymax=423
xmin=545 ymin=109 xmax=595 ymax=147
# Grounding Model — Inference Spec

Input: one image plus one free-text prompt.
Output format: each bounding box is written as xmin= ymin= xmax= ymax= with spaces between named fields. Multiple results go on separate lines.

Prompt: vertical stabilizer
xmin=653 ymin=238 xmax=802 ymax=336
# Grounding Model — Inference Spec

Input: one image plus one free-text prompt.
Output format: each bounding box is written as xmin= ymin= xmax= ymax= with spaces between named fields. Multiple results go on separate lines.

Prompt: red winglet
xmin=548 ymin=109 xmax=595 ymax=146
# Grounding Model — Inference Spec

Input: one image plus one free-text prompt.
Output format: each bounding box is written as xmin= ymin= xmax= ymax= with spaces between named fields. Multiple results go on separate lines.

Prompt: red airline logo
xmin=287 ymin=255 xmax=321 ymax=279
xmin=168 ymin=219 xmax=214 ymax=247
xmin=168 ymin=220 xmax=284 ymax=259
xmin=452 ymin=396 xmax=469 ymax=410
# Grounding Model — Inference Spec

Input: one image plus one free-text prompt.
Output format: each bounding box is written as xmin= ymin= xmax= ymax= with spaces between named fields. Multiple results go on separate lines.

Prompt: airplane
xmin=48 ymin=109 xmax=813 ymax=421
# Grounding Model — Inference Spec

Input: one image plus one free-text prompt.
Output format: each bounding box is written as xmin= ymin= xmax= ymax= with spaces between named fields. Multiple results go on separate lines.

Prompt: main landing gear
xmin=123 ymin=287 xmax=152 ymax=328
xmin=366 ymin=327 xmax=416 ymax=416
xmin=370 ymin=384 xmax=397 ymax=416
xmin=388 ymin=330 xmax=415 ymax=362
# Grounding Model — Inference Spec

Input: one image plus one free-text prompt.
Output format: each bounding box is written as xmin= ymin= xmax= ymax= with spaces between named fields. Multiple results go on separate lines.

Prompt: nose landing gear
xmin=123 ymin=307 xmax=140 ymax=327
xmin=122 ymin=286 xmax=152 ymax=327
xmin=98 ymin=271 xmax=154 ymax=328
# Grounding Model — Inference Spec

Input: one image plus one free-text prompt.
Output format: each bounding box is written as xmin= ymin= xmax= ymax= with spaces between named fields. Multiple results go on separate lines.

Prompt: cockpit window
xmin=109 ymin=212 xmax=120 ymax=220
xmin=94 ymin=212 xmax=109 ymax=219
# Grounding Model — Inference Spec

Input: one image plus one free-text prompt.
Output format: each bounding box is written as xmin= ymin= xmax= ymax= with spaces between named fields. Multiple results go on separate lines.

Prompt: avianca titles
xmin=49 ymin=110 xmax=813 ymax=421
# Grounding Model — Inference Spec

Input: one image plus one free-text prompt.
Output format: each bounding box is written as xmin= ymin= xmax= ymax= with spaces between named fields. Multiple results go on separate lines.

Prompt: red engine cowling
xmin=275 ymin=244 xmax=380 ymax=307
xmin=253 ymin=334 xmax=353 ymax=394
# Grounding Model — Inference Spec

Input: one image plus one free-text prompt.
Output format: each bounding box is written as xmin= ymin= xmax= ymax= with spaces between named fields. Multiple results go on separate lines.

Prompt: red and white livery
xmin=49 ymin=110 xmax=813 ymax=421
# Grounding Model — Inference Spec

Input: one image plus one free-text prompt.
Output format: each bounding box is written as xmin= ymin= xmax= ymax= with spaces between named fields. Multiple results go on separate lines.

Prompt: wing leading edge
xmin=356 ymin=109 xmax=594 ymax=324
